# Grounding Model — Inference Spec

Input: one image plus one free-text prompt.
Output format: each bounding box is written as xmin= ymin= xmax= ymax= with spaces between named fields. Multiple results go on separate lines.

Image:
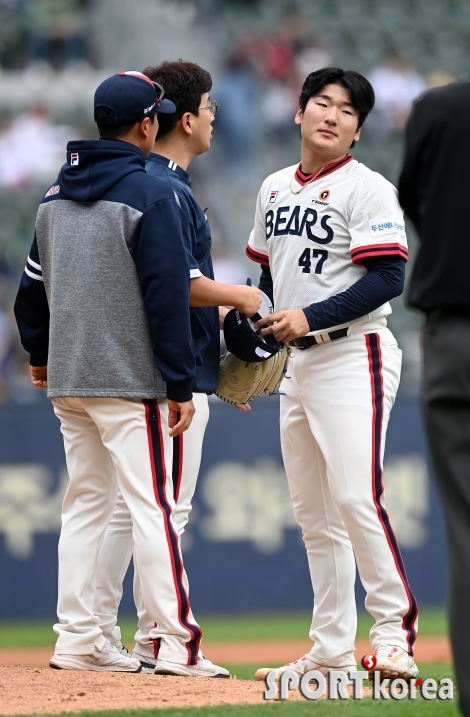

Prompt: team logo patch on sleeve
xmin=369 ymin=218 xmax=406 ymax=237
xmin=70 ymin=153 xmax=79 ymax=166
xmin=44 ymin=184 xmax=60 ymax=198
xmin=269 ymin=191 xmax=278 ymax=204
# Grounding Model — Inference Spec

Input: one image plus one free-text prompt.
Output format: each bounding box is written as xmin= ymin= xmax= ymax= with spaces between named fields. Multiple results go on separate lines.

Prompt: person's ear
xmin=139 ymin=117 xmax=152 ymax=139
xmin=294 ymin=107 xmax=303 ymax=126
xmin=354 ymin=125 xmax=362 ymax=143
xmin=181 ymin=112 xmax=193 ymax=136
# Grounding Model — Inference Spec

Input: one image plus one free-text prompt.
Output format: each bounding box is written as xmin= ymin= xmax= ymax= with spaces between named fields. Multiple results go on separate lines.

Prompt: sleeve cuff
xmin=30 ymin=351 xmax=48 ymax=367
xmin=190 ymin=268 xmax=203 ymax=278
xmin=350 ymin=243 xmax=408 ymax=265
xmin=246 ymin=245 xmax=269 ymax=265
xmin=166 ymin=379 xmax=193 ymax=403
xmin=302 ymin=307 xmax=316 ymax=332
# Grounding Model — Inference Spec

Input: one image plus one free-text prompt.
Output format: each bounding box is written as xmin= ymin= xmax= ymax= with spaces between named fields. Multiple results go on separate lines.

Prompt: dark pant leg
xmin=422 ymin=316 xmax=470 ymax=716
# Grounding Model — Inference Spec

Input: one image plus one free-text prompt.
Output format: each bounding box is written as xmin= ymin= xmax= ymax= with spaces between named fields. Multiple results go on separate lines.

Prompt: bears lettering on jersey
xmin=247 ymin=159 xmax=408 ymax=321
xmin=266 ymin=206 xmax=334 ymax=245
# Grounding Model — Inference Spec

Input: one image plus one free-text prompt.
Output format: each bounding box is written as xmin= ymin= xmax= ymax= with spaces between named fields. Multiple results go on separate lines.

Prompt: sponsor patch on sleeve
xmin=369 ymin=218 xmax=406 ymax=237
xmin=44 ymin=184 xmax=60 ymax=198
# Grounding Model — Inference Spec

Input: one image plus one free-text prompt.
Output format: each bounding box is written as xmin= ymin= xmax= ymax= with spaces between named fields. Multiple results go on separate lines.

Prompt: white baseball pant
xmin=52 ymin=396 xmax=204 ymax=665
xmin=280 ymin=319 xmax=418 ymax=668
xmin=92 ymin=393 xmax=209 ymax=659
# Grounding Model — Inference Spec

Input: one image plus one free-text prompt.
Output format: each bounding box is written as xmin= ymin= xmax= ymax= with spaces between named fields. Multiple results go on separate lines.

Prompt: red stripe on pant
xmin=143 ymin=399 xmax=202 ymax=664
xmin=152 ymin=622 xmax=161 ymax=659
xmin=365 ymin=333 xmax=418 ymax=655
xmin=172 ymin=413 xmax=183 ymax=502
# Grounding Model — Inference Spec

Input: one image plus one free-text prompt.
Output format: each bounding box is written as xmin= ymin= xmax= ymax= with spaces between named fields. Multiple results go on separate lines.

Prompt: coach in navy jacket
xmin=14 ymin=102 xmax=195 ymax=403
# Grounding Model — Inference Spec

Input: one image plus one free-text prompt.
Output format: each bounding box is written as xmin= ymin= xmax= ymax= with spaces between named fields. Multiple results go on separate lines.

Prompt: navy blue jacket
xmin=146 ymin=153 xmax=219 ymax=394
xmin=14 ymin=139 xmax=196 ymax=402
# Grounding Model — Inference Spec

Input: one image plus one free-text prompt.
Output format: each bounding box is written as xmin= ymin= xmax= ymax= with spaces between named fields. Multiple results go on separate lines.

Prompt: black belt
xmin=290 ymin=327 xmax=348 ymax=350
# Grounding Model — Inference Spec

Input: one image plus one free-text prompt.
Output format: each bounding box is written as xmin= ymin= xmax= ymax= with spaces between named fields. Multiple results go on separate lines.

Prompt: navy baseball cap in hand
xmin=94 ymin=71 xmax=176 ymax=125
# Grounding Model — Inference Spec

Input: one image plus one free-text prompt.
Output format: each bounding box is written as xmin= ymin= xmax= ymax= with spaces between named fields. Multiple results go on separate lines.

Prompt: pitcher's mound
xmin=0 ymin=665 xmax=371 ymax=714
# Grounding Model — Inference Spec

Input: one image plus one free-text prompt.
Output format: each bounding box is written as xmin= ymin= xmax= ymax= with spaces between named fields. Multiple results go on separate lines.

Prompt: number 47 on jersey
xmin=299 ymin=248 xmax=328 ymax=274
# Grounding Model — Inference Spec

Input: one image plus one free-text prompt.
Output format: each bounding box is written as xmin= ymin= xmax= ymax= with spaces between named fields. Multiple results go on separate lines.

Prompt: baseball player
xmin=92 ymin=61 xmax=261 ymax=677
xmin=14 ymin=71 xmax=204 ymax=672
xmin=249 ymin=67 xmax=418 ymax=682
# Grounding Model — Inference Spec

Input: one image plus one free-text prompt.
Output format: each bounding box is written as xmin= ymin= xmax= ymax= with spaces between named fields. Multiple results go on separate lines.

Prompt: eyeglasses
xmin=151 ymin=80 xmax=165 ymax=107
xmin=193 ymin=99 xmax=218 ymax=116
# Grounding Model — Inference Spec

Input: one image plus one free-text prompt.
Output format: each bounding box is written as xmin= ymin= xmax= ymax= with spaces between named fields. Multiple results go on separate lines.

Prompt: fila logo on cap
xmin=71 ymin=153 xmax=79 ymax=166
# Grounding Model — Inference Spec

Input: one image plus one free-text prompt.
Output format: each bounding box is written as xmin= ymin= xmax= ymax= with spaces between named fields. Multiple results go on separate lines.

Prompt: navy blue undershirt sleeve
xmin=301 ymin=256 xmax=405 ymax=331
xmin=14 ymin=234 xmax=50 ymax=366
xmin=259 ymin=264 xmax=274 ymax=304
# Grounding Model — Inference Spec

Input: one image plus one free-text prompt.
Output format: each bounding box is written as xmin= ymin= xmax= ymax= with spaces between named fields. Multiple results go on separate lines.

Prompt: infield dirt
xmin=0 ymin=665 xmax=373 ymax=714
xmin=0 ymin=636 xmax=451 ymax=668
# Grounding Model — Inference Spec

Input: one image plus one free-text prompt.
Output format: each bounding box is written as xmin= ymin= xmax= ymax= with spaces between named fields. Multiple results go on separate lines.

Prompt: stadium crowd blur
xmin=0 ymin=0 xmax=466 ymax=402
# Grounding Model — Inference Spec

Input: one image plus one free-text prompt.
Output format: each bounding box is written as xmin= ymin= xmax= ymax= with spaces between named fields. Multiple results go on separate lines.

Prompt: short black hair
xmin=142 ymin=60 xmax=212 ymax=140
xmin=95 ymin=106 xmax=155 ymax=139
xmin=299 ymin=67 xmax=375 ymax=130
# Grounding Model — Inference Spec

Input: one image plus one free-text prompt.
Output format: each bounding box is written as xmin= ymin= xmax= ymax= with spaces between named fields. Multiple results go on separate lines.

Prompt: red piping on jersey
xmin=246 ymin=245 xmax=269 ymax=265
xmin=366 ymin=333 xmax=418 ymax=655
xmin=351 ymin=243 xmax=408 ymax=265
xmin=294 ymin=154 xmax=353 ymax=186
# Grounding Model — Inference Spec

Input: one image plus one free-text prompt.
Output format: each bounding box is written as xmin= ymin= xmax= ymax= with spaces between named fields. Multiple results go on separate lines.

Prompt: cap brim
xmin=156 ymin=98 xmax=176 ymax=114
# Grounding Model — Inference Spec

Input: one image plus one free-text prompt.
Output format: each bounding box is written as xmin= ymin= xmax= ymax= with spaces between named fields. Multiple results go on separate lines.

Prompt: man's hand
xmin=234 ymin=402 xmax=251 ymax=412
xmin=31 ymin=366 xmax=47 ymax=388
xmin=233 ymin=285 xmax=262 ymax=317
xmin=255 ymin=309 xmax=310 ymax=343
xmin=168 ymin=399 xmax=195 ymax=436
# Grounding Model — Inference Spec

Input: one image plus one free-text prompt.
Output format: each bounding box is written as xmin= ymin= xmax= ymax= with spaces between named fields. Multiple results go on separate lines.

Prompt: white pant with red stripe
xmin=91 ymin=393 xmax=209 ymax=659
xmin=280 ymin=319 xmax=418 ymax=668
xmin=52 ymin=396 xmax=205 ymax=665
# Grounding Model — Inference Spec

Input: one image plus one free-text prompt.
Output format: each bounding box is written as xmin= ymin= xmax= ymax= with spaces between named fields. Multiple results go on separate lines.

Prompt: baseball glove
xmin=215 ymin=344 xmax=291 ymax=405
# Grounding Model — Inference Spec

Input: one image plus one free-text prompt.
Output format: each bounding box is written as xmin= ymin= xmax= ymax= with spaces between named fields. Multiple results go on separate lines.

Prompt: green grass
xmin=7 ymin=687 xmax=460 ymax=717
xmin=0 ymin=608 xmax=448 ymax=649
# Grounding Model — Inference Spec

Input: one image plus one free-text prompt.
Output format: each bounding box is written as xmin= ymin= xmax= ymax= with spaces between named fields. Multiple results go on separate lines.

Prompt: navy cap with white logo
xmin=224 ymin=309 xmax=282 ymax=363
xmin=94 ymin=71 xmax=176 ymax=125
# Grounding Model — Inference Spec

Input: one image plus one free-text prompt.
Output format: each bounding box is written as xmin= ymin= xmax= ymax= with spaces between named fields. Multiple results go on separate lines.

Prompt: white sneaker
xmin=49 ymin=640 xmax=142 ymax=672
xmin=370 ymin=644 xmax=419 ymax=680
xmin=132 ymin=650 xmax=157 ymax=674
xmin=113 ymin=642 xmax=130 ymax=656
xmin=255 ymin=654 xmax=356 ymax=682
xmin=154 ymin=657 xmax=230 ymax=678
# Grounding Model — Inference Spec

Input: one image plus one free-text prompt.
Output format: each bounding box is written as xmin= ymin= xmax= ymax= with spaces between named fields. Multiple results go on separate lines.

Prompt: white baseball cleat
xmin=255 ymin=654 xmax=356 ymax=682
xmin=153 ymin=657 xmax=230 ymax=678
xmin=113 ymin=642 xmax=130 ymax=656
xmin=49 ymin=640 xmax=142 ymax=672
xmin=369 ymin=644 xmax=419 ymax=680
xmin=132 ymin=650 xmax=158 ymax=674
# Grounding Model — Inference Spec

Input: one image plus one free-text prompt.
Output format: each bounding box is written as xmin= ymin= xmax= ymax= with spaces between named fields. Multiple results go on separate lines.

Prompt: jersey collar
xmin=294 ymin=153 xmax=353 ymax=187
xmin=147 ymin=152 xmax=191 ymax=185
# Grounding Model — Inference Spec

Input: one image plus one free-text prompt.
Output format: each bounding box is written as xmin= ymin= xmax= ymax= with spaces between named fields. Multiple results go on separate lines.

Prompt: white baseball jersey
xmin=247 ymin=155 xmax=408 ymax=333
